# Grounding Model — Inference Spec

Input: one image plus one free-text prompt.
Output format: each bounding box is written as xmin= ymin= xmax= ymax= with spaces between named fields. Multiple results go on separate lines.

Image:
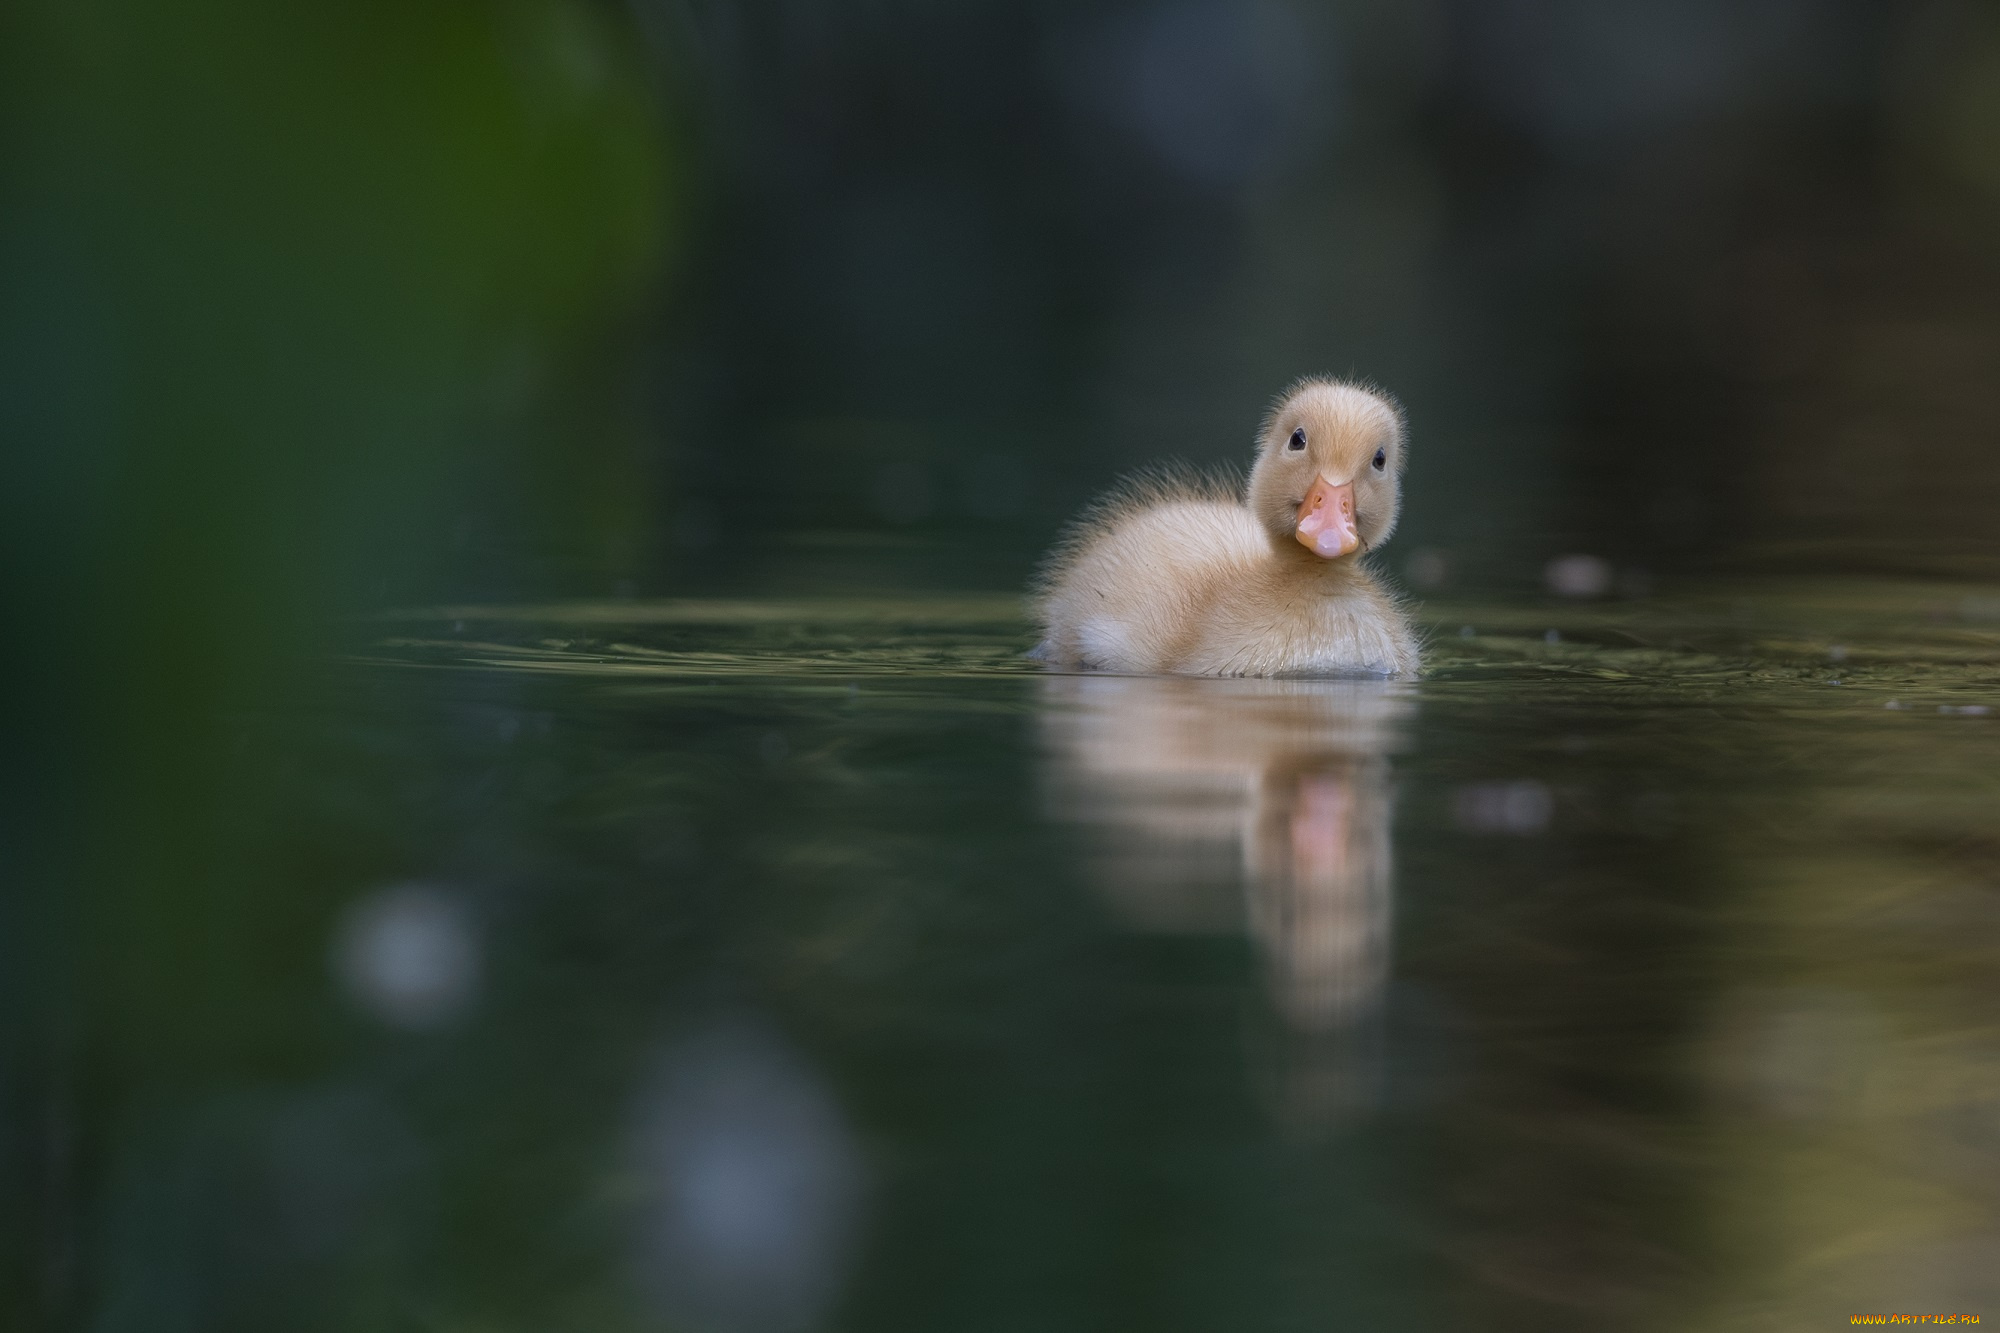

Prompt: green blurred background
xmin=14 ymin=0 xmax=2000 ymax=630
xmin=7 ymin=1 xmax=2000 ymax=1329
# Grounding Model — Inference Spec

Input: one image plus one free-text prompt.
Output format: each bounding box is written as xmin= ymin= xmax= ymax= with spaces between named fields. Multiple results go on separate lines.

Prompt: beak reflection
xmin=1038 ymin=675 xmax=1410 ymax=1039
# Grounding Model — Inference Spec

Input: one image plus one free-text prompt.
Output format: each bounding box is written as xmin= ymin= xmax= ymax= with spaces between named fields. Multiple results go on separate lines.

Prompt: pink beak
xmin=1294 ymin=476 xmax=1360 ymax=558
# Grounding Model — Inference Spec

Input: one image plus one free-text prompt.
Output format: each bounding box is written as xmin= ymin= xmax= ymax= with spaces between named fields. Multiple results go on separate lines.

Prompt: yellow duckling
xmin=1034 ymin=378 xmax=1420 ymax=677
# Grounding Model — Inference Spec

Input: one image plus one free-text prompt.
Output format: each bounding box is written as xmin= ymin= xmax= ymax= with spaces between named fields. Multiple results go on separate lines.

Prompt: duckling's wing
xmin=1032 ymin=463 xmax=1241 ymax=594
xmin=1036 ymin=481 xmax=1264 ymax=673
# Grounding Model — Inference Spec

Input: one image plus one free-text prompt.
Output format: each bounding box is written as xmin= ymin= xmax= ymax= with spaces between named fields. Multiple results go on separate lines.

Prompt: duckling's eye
xmin=1287 ymin=429 xmax=1306 ymax=452
xmin=1371 ymin=447 xmax=1387 ymax=472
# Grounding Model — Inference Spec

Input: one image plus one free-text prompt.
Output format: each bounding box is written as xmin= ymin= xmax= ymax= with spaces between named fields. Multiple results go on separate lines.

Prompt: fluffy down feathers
xmin=1033 ymin=380 xmax=1420 ymax=678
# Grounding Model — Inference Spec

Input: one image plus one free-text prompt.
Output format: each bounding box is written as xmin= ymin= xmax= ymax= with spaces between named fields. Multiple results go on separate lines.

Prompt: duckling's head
xmin=1247 ymin=379 xmax=1405 ymax=560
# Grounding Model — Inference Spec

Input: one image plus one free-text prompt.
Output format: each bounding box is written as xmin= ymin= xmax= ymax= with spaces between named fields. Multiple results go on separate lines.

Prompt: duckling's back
xmin=1034 ymin=478 xmax=1267 ymax=673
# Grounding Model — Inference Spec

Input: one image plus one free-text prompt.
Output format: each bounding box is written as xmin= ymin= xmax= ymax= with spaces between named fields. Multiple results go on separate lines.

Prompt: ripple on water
xmin=363 ymin=580 xmax=2000 ymax=710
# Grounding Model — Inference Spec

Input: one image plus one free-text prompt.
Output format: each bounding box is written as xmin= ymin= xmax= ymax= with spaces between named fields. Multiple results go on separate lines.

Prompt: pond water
xmin=76 ymin=580 xmax=2000 ymax=1331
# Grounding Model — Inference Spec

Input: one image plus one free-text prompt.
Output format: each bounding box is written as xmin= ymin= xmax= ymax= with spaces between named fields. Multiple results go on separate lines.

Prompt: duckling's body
xmin=1035 ymin=380 xmax=1420 ymax=678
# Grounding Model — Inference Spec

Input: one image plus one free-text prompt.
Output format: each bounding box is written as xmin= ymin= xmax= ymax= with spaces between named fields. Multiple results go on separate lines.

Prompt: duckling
xmin=1034 ymin=378 xmax=1419 ymax=677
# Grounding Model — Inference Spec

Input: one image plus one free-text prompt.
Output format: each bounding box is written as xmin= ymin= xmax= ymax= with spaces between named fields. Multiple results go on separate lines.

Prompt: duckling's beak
xmin=1294 ymin=477 xmax=1359 ymax=558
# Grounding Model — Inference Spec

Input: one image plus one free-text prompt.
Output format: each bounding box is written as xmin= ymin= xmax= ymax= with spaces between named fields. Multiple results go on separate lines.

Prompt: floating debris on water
xmin=1455 ymin=781 xmax=1553 ymax=835
xmin=1545 ymin=554 xmax=1612 ymax=598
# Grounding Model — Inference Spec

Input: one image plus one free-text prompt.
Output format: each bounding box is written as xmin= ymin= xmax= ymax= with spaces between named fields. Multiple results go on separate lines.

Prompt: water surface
xmin=73 ymin=581 xmax=2000 ymax=1331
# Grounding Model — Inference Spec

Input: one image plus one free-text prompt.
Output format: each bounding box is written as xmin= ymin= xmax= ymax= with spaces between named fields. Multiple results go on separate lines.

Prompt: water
xmin=47 ymin=580 xmax=2000 ymax=1331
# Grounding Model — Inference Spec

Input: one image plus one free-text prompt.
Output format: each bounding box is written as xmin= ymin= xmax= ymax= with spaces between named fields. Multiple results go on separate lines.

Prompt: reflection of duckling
xmin=1244 ymin=758 xmax=1393 ymax=1033
xmin=1038 ymin=676 xmax=1407 ymax=1033
xmin=1034 ymin=379 xmax=1419 ymax=677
